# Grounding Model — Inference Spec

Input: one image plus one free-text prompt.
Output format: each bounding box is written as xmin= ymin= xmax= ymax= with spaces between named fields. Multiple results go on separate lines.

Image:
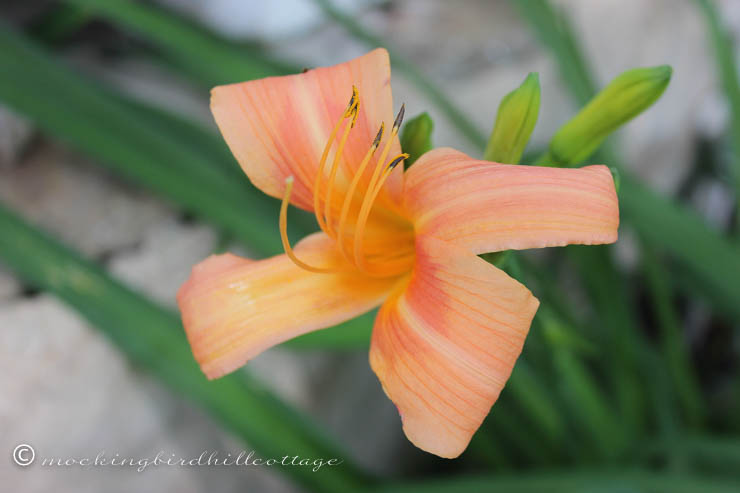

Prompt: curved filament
xmin=281 ymin=177 xmax=340 ymax=274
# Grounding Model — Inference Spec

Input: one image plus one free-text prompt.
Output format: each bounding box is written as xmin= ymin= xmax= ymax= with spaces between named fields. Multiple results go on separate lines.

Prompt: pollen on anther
xmin=388 ymin=153 xmax=409 ymax=170
xmin=392 ymin=104 xmax=406 ymax=132
xmin=345 ymin=86 xmax=359 ymax=116
xmin=372 ymin=123 xmax=385 ymax=149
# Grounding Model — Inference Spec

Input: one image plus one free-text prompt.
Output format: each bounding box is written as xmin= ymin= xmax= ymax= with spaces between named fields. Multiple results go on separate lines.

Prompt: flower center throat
xmin=280 ymin=86 xmax=412 ymax=278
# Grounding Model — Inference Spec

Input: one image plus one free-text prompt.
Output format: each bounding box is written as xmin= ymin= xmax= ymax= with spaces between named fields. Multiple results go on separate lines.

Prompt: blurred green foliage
xmin=696 ymin=0 xmax=740 ymax=226
xmin=0 ymin=0 xmax=739 ymax=492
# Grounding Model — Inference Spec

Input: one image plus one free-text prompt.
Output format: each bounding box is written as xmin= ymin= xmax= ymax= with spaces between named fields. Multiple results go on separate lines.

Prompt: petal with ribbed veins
xmin=211 ymin=48 xmax=403 ymax=213
xmin=403 ymin=148 xmax=619 ymax=254
xmin=370 ymin=236 xmax=539 ymax=458
xmin=178 ymin=233 xmax=397 ymax=379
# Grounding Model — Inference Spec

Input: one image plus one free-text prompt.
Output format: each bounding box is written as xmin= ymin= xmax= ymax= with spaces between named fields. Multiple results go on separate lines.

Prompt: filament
xmin=280 ymin=177 xmax=339 ymax=274
xmin=312 ymin=87 xmax=358 ymax=234
xmin=323 ymin=94 xmax=359 ymax=237
xmin=352 ymin=153 xmax=408 ymax=272
xmin=291 ymin=91 xmax=410 ymax=277
xmin=336 ymin=123 xmax=384 ymax=259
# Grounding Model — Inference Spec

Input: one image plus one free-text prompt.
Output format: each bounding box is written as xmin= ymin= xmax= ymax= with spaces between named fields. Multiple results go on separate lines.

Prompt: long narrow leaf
xmin=0 ymin=202 xmax=370 ymax=492
xmin=696 ymin=0 xmax=740 ymax=226
xmin=620 ymin=174 xmax=740 ymax=321
xmin=64 ymin=0 xmax=299 ymax=83
xmin=64 ymin=0 xmax=487 ymax=149
xmin=641 ymin=244 xmax=705 ymax=427
xmin=368 ymin=470 xmax=740 ymax=493
xmin=0 ymin=22 xmax=284 ymax=255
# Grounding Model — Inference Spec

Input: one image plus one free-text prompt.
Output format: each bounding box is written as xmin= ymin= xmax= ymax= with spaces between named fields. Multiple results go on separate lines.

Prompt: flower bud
xmin=548 ymin=65 xmax=672 ymax=166
xmin=484 ymin=72 xmax=540 ymax=164
xmin=400 ymin=112 xmax=434 ymax=168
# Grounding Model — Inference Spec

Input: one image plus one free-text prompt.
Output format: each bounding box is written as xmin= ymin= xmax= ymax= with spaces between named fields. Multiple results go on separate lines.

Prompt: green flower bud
xmin=484 ymin=72 xmax=541 ymax=164
xmin=548 ymin=65 xmax=672 ymax=166
xmin=400 ymin=112 xmax=434 ymax=168
xmin=479 ymin=250 xmax=512 ymax=269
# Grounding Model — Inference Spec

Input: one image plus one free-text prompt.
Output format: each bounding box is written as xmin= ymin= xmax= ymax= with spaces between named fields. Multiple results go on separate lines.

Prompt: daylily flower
xmin=177 ymin=49 xmax=619 ymax=458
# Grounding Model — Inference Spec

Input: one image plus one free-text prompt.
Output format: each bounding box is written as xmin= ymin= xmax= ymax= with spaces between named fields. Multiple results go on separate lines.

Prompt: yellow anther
xmin=344 ymin=85 xmax=359 ymax=118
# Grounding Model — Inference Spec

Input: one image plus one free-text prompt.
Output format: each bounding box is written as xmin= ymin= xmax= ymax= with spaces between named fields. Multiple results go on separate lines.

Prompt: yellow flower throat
xmin=280 ymin=86 xmax=412 ymax=278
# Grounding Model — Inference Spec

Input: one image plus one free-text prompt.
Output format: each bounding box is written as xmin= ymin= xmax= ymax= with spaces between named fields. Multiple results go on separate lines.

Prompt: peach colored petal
xmin=369 ymin=236 xmax=539 ymax=458
xmin=403 ymin=148 xmax=619 ymax=254
xmin=177 ymin=233 xmax=398 ymax=379
xmin=211 ymin=48 xmax=403 ymax=213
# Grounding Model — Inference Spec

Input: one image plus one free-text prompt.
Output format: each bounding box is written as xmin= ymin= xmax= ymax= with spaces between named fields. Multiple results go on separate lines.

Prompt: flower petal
xmin=403 ymin=148 xmax=619 ymax=254
xmin=211 ymin=48 xmax=403 ymax=212
xmin=369 ymin=236 xmax=539 ymax=458
xmin=178 ymin=233 xmax=397 ymax=379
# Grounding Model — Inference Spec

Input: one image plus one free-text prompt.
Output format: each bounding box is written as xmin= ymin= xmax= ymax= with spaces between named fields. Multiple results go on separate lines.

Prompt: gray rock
xmin=0 ymin=142 xmax=171 ymax=258
xmin=0 ymin=296 xmax=298 ymax=493
xmin=0 ymin=105 xmax=33 ymax=168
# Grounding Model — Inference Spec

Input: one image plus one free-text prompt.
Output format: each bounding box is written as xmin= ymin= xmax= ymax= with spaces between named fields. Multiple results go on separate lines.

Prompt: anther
xmin=344 ymin=85 xmax=359 ymax=118
xmin=324 ymin=88 xmax=360 ymax=235
xmin=392 ymin=104 xmax=405 ymax=133
xmin=387 ymin=153 xmax=409 ymax=171
xmin=372 ymin=123 xmax=384 ymax=149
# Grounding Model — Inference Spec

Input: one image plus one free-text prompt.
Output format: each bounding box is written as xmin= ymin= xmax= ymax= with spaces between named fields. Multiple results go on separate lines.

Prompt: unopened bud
xmin=548 ymin=65 xmax=672 ymax=166
xmin=484 ymin=72 xmax=540 ymax=164
xmin=400 ymin=112 xmax=434 ymax=168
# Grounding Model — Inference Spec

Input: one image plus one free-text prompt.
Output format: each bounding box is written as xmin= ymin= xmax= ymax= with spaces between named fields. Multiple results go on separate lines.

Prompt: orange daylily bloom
xmin=177 ymin=48 xmax=619 ymax=458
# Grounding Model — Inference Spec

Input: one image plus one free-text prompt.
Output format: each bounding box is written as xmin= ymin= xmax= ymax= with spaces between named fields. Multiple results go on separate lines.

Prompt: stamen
xmin=352 ymin=153 xmax=409 ymax=271
xmin=312 ymin=87 xmax=359 ymax=234
xmin=356 ymin=104 xmax=406 ymax=232
xmin=372 ymin=122 xmax=385 ymax=148
xmin=280 ymin=177 xmax=338 ymax=274
xmin=345 ymin=85 xmax=359 ymax=117
xmin=349 ymin=86 xmax=360 ymax=128
xmin=392 ymin=103 xmax=405 ymax=133
xmin=323 ymin=94 xmax=359 ymax=237
xmin=336 ymin=123 xmax=384 ymax=258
